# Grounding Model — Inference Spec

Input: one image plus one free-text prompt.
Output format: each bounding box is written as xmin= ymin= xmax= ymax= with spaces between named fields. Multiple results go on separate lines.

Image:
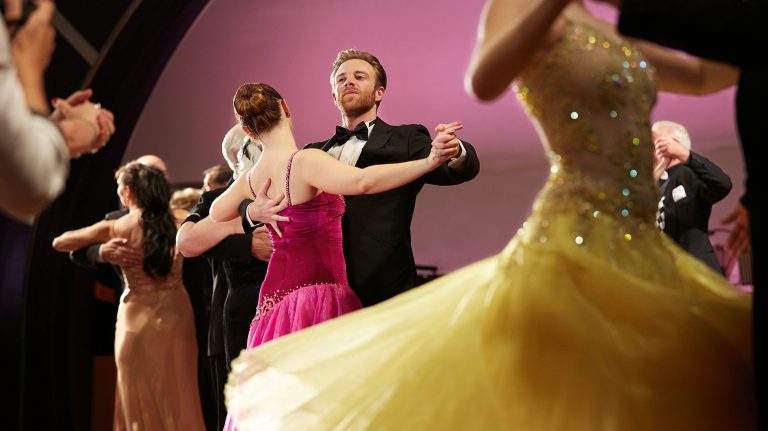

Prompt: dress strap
xmin=284 ymin=150 xmax=300 ymax=206
xmin=246 ymin=165 xmax=258 ymax=199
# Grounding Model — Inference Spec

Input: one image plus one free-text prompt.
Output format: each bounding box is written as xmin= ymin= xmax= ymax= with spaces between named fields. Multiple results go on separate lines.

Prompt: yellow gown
xmin=225 ymin=20 xmax=755 ymax=430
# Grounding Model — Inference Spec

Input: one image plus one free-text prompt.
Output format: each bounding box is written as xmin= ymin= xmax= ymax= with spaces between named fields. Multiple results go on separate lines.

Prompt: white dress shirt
xmin=327 ymin=120 xmax=376 ymax=166
xmin=327 ymin=120 xmax=467 ymax=167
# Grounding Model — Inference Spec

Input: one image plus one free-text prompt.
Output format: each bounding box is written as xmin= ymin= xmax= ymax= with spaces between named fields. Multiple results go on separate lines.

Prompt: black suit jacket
xmin=69 ymin=208 xmax=129 ymax=295
xmin=305 ymin=118 xmax=480 ymax=306
xmin=186 ymin=186 xmax=267 ymax=362
xmin=659 ymin=152 xmax=731 ymax=273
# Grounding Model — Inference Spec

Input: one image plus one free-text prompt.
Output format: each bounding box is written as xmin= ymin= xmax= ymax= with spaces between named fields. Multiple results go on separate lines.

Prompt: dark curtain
xmin=0 ymin=1 xmax=209 ymax=429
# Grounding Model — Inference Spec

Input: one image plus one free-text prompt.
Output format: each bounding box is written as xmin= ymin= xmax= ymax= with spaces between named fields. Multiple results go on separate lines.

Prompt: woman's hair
xmin=171 ymin=187 xmax=202 ymax=211
xmin=115 ymin=162 xmax=176 ymax=278
xmin=233 ymin=83 xmax=283 ymax=138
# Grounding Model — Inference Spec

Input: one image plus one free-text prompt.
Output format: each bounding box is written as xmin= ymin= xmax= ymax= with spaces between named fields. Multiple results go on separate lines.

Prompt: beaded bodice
xmin=515 ymin=20 xmax=658 ymax=237
xmin=249 ymin=151 xmax=348 ymax=319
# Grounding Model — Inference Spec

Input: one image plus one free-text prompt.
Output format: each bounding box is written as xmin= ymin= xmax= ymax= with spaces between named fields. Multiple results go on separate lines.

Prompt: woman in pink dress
xmin=210 ymin=83 xmax=455 ymax=428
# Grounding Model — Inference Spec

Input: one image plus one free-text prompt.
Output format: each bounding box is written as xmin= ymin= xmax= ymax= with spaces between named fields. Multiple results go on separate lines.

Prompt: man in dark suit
xmin=177 ymin=129 xmax=270 ymax=430
xmin=652 ymin=121 xmax=731 ymax=273
xmin=607 ymin=0 xmax=767 ymax=420
xmin=244 ymin=49 xmax=479 ymax=307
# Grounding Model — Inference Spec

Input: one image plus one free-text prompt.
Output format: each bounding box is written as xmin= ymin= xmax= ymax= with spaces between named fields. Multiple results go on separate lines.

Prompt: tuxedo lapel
xmin=319 ymin=137 xmax=337 ymax=152
xmin=355 ymin=118 xmax=392 ymax=168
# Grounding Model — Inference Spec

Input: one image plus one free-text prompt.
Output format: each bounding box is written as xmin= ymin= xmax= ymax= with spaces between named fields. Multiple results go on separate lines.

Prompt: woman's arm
xmin=52 ymin=219 xmax=113 ymax=252
xmin=634 ymin=40 xmax=738 ymax=95
xmin=210 ymin=170 xmax=250 ymax=223
xmin=465 ymin=0 xmax=571 ymax=101
xmin=176 ymin=216 xmax=243 ymax=258
xmin=297 ymin=145 xmax=449 ymax=197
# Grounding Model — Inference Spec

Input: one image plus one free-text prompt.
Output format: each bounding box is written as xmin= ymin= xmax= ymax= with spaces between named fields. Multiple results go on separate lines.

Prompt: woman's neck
xmin=259 ymin=119 xmax=298 ymax=154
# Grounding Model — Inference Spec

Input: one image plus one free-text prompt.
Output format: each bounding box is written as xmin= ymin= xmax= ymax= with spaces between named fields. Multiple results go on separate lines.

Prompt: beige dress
xmin=112 ymin=212 xmax=205 ymax=430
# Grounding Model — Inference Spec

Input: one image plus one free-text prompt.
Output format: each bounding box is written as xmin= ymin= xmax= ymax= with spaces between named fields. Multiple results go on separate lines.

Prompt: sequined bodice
xmin=515 ymin=20 xmax=658 ymax=230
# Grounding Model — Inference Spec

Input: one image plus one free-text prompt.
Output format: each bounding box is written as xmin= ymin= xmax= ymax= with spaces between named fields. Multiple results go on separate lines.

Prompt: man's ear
xmin=375 ymin=86 xmax=385 ymax=103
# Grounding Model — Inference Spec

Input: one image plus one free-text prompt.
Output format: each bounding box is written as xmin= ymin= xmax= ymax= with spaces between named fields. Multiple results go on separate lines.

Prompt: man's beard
xmin=338 ymin=89 xmax=377 ymax=118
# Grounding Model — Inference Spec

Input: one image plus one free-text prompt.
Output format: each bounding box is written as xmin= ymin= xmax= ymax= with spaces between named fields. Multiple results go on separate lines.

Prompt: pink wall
xmin=124 ymin=0 xmax=745 ymax=273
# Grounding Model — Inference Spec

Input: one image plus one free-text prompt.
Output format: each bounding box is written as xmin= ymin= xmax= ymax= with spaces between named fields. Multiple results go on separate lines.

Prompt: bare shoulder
xmin=298 ymin=148 xmax=329 ymax=158
xmin=112 ymin=211 xmax=139 ymax=237
xmin=293 ymin=148 xmax=334 ymax=167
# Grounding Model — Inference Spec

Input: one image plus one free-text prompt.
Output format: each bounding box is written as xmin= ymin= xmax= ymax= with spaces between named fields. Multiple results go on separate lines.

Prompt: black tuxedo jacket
xmin=69 ymin=208 xmax=129 ymax=296
xmin=306 ymin=118 xmax=480 ymax=306
xmin=187 ymin=186 xmax=266 ymax=362
xmin=659 ymin=152 xmax=731 ymax=273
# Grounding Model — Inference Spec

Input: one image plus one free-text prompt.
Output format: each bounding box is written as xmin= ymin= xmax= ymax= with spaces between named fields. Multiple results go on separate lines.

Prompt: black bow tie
xmin=334 ymin=121 xmax=369 ymax=145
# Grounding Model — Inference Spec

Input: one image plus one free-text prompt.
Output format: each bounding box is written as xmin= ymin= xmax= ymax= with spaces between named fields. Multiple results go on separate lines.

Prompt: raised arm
xmin=633 ymin=41 xmax=738 ymax=95
xmin=52 ymin=219 xmax=113 ymax=252
xmin=210 ymin=170 xmax=251 ymax=223
xmin=296 ymin=128 xmax=455 ymax=196
xmin=687 ymin=152 xmax=732 ymax=204
xmin=177 ymin=216 xmax=243 ymax=258
xmin=465 ymin=0 xmax=571 ymax=101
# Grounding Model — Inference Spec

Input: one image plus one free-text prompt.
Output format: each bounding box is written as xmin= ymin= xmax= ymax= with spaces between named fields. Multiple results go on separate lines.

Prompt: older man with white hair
xmin=176 ymin=124 xmax=271 ymax=430
xmin=652 ymin=120 xmax=732 ymax=273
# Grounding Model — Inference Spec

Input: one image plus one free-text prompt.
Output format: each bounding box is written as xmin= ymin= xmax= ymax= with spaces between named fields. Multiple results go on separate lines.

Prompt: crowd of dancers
xmin=4 ymin=0 xmax=765 ymax=429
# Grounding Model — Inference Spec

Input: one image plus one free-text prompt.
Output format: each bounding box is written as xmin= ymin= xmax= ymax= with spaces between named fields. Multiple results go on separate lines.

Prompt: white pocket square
xmin=672 ymin=185 xmax=687 ymax=202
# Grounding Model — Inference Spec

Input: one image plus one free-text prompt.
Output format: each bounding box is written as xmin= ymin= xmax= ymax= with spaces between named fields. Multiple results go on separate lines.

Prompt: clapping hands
xmin=51 ymin=89 xmax=116 ymax=157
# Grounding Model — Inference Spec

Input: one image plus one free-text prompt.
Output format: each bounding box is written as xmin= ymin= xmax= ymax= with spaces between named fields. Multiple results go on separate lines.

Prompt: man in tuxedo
xmin=245 ymin=49 xmax=480 ymax=306
xmin=606 ymin=0 xmax=767 ymax=420
xmin=652 ymin=121 xmax=731 ymax=273
xmin=177 ymin=127 xmax=270 ymax=430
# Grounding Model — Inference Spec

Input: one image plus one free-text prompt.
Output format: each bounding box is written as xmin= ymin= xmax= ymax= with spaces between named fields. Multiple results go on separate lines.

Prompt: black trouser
xmin=207 ymin=354 xmax=228 ymax=431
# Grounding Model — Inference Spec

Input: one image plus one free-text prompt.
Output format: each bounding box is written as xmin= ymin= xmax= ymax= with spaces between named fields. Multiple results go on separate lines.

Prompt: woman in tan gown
xmin=53 ymin=162 xmax=204 ymax=430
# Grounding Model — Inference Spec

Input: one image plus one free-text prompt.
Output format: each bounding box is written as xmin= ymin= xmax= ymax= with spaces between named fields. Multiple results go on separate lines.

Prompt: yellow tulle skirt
xmin=226 ymin=209 xmax=755 ymax=430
